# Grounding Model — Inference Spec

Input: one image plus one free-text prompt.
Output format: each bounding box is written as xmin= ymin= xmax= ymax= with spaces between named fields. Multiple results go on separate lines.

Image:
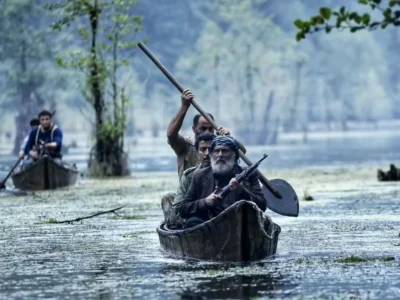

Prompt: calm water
xmin=0 ymin=133 xmax=399 ymax=299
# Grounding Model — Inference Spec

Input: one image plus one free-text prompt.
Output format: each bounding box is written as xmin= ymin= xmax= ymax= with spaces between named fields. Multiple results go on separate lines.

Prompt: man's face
xmin=193 ymin=116 xmax=214 ymax=138
xmin=40 ymin=115 xmax=52 ymax=130
xmin=210 ymin=145 xmax=235 ymax=175
xmin=197 ymin=140 xmax=212 ymax=168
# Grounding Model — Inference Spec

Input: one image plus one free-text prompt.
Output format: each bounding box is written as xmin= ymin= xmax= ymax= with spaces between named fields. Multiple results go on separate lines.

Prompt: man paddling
xmin=24 ymin=110 xmax=63 ymax=165
xmin=162 ymin=132 xmax=216 ymax=228
xmin=179 ymin=136 xmax=266 ymax=228
xmin=167 ymin=89 xmax=246 ymax=179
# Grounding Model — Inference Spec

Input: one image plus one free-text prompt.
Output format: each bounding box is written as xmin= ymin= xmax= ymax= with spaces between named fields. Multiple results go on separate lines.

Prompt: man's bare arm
xmin=167 ymin=89 xmax=193 ymax=141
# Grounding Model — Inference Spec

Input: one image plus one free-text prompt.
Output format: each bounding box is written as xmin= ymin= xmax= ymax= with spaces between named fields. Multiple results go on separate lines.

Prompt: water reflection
xmin=161 ymin=261 xmax=298 ymax=299
xmin=179 ymin=273 xmax=297 ymax=299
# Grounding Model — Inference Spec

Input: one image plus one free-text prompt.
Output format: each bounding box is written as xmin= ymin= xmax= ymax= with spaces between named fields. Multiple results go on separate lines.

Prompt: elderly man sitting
xmin=179 ymin=136 xmax=266 ymax=228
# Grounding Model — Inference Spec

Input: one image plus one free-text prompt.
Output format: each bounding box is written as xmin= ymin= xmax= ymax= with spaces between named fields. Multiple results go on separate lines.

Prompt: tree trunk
xmin=258 ymin=90 xmax=275 ymax=144
xmin=87 ymin=1 xmax=129 ymax=177
xmin=284 ymin=60 xmax=303 ymax=132
xmin=13 ymin=42 xmax=33 ymax=155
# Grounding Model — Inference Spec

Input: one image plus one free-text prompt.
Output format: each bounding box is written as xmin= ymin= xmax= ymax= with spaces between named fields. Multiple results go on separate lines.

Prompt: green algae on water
xmin=123 ymin=231 xmax=153 ymax=238
xmin=302 ymin=188 xmax=314 ymax=201
xmin=337 ymin=256 xmax=396 ymax=263
xmin=337 ymin=256 xmax=368 ymax=263
xmin=35 ymin=218 xmax=59 ymax=225
xmin=108 ymin=215 xmax=147 ymax=220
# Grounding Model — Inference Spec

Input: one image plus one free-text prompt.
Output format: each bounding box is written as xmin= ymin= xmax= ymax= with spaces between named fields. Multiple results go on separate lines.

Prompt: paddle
xmin=138 ymin=42 xmax=299 ymax=217
xmin=0 ymin=157 xmax=23 ymax=189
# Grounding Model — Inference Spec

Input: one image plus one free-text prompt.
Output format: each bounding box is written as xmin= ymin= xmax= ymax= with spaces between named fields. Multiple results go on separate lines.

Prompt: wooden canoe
xmin=11 ymin=156 xmax=79 ymax=191
xmin=157 ymin=200 xmax=281 ymax=262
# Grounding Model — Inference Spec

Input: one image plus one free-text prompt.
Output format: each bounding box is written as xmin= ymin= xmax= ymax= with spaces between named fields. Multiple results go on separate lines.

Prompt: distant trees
xmin=0 ymin=0 xmax=57 ymax=154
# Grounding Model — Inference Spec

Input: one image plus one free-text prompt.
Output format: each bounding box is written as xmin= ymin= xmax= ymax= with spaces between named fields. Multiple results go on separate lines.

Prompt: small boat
xmin=12 ymin=156 xmax=79 ymax=191
xmin=157 ymin=200 xmax=281 ymax=262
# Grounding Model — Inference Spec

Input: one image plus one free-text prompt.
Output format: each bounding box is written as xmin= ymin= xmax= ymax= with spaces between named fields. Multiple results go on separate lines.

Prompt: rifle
xmin=218 ymin=154 xmax=268 ymax=198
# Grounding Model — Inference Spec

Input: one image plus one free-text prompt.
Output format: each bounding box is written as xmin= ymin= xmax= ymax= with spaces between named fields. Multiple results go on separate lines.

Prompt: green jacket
xmin=173 ymin=164 xmax=201 ymax=207
xmin=166 ymin=164 xmax=201 ymax=228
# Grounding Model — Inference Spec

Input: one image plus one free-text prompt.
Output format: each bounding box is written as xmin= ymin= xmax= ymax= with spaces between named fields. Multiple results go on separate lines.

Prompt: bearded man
xmin=179 ymin=136 xmax=267 ymax=228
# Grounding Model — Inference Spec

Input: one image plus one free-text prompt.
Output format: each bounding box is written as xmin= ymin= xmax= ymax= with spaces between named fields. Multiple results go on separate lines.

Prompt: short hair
xmin=30 ymin=118 xmax=40 ymax=127
xmin=195 ymin=132 xmax=216 ymax=150
xmin=193 ymin=113 xmax=214 ymax=126
xmin=38 ymin=110 xmax=52 ymax=118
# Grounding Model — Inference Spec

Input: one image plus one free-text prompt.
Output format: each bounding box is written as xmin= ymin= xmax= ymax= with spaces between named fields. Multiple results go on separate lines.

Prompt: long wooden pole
xmin=138 ymin=42 xmax=282 ymax=199
xmin=0 ymin=158 xmax=22 ymax=189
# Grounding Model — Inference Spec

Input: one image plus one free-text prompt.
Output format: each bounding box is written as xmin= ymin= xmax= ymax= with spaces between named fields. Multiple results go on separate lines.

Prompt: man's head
xmin=195 ymin=132 xmax=216 ymax=168
xmin=210 ymin=136 xmax=239 ymax=176
xmin=38 ymin=110 xmax=53 ymax=130
xmin=29 ymin=118 xmax=40 ymax=130
xmin=192 ymin=113 xmax=215 ymax=139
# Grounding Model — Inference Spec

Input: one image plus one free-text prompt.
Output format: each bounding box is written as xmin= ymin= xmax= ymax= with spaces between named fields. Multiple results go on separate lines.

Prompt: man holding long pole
xmin=138 ymin=42 xmax=299 ymax=217
xmin=167 ymin=88 xmax=245 ymax=179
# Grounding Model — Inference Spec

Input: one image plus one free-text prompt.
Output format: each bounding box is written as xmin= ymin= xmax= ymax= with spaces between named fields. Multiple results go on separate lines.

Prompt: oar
xmin=0 ymin=158 xmax=23 ymax=189
xmin=138 ymin=42 xmax=299 ymax=217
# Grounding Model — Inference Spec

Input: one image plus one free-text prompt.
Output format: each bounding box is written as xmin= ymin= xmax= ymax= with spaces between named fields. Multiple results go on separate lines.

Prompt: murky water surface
xmin=1 ymin=163 xmax=399 ymax=299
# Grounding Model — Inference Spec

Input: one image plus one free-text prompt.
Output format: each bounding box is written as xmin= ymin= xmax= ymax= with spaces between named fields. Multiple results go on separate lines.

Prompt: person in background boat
xmin=161 ymin=132 xmax=216 ymax=228
xmin=19 ymin=118 xmax=40 ymax=159
xmin=167 ymin=88 xmax=246 ymax=179
xmin=180 ymin=136 xmax=266 ymax=228
xmin=24 ymin=110 xmax=63 ymax=165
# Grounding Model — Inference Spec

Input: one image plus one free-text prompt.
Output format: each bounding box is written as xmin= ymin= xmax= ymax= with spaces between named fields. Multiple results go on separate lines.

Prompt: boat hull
xmin=12 ymin=157 xmax=79 ymax=191
xmin=157 ymin=200 xmax=280 ymax=262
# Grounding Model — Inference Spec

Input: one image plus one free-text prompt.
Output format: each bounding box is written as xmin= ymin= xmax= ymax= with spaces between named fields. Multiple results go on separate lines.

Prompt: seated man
xmin=179 ymin=136 xmax=266 ymax=228
xmin=24 ymin=110 xmax=63 ymax=164
xmin=19 ymin=118 xmax=40 ymax=162
xmin=161 ymin=132 xmax=216 ymax=228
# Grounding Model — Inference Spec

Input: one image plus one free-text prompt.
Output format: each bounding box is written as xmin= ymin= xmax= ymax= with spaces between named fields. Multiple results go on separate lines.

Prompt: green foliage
xmin=295 ymin=0 xmax=400 ymax=41
xmin=47 ymin=0 xmax=143 ymax=176
xmin=0 ymin=0 xmax=69 ymax=154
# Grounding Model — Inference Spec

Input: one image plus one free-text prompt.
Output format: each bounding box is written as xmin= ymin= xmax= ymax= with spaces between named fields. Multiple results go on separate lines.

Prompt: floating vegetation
xmin=207 ymin=269 xmax=219 ymax=275
xmin=337 ymin=256 xmax=395 ymax=263
xmin=108 ymin=215 xmax=147 ymax=220
xmin=35 ymin=218 xmax=59 ymax=225
xmin=123 ymin=231 xmax=153 ymax=238
xmin=303 ymin=188 xmax=314 ymax=201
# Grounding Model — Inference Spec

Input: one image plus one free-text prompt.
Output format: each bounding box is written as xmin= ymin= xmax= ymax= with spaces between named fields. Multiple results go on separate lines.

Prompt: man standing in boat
xmin=24 ymin=110 xmax=63 ymax=165
xmin=179 ymin=136 xmax=266 ymax=228
xmin=167 ymin=89 xmax=246 ymax=179
xmin=162 ymin=132 xmax=216 ymax=228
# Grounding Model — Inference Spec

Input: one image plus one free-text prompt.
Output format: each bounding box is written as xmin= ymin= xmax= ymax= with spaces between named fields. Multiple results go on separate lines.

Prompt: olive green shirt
xmin=173 ymin=164 xmax=201 ymax=207
xmin=168 ymin=133 xmax=199 ymax=179
xmin=166 ymin=164 xmax=201 ymax=227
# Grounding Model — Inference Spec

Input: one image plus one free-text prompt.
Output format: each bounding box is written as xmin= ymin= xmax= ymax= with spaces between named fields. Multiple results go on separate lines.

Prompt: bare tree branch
xmin=56 ymin=206 xmax=124 ymax=224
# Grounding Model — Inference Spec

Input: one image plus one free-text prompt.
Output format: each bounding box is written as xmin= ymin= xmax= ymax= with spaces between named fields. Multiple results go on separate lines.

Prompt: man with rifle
xmin=179 ymin=136 xmax=267 ymax=228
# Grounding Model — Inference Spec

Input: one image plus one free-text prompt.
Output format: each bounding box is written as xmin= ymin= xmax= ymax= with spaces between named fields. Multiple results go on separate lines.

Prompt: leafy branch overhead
xmin=294 ymin=0 xmax=400 ymax=41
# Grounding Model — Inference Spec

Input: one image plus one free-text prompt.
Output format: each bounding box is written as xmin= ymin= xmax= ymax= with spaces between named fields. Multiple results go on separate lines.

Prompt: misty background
xmin=1 ymin=0 xmax=399 ymax=171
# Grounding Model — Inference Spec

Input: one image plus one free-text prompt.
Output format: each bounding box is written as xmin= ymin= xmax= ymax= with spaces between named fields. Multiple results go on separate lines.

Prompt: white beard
xmin=211 ymin=155 xmax=235 ymax=175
